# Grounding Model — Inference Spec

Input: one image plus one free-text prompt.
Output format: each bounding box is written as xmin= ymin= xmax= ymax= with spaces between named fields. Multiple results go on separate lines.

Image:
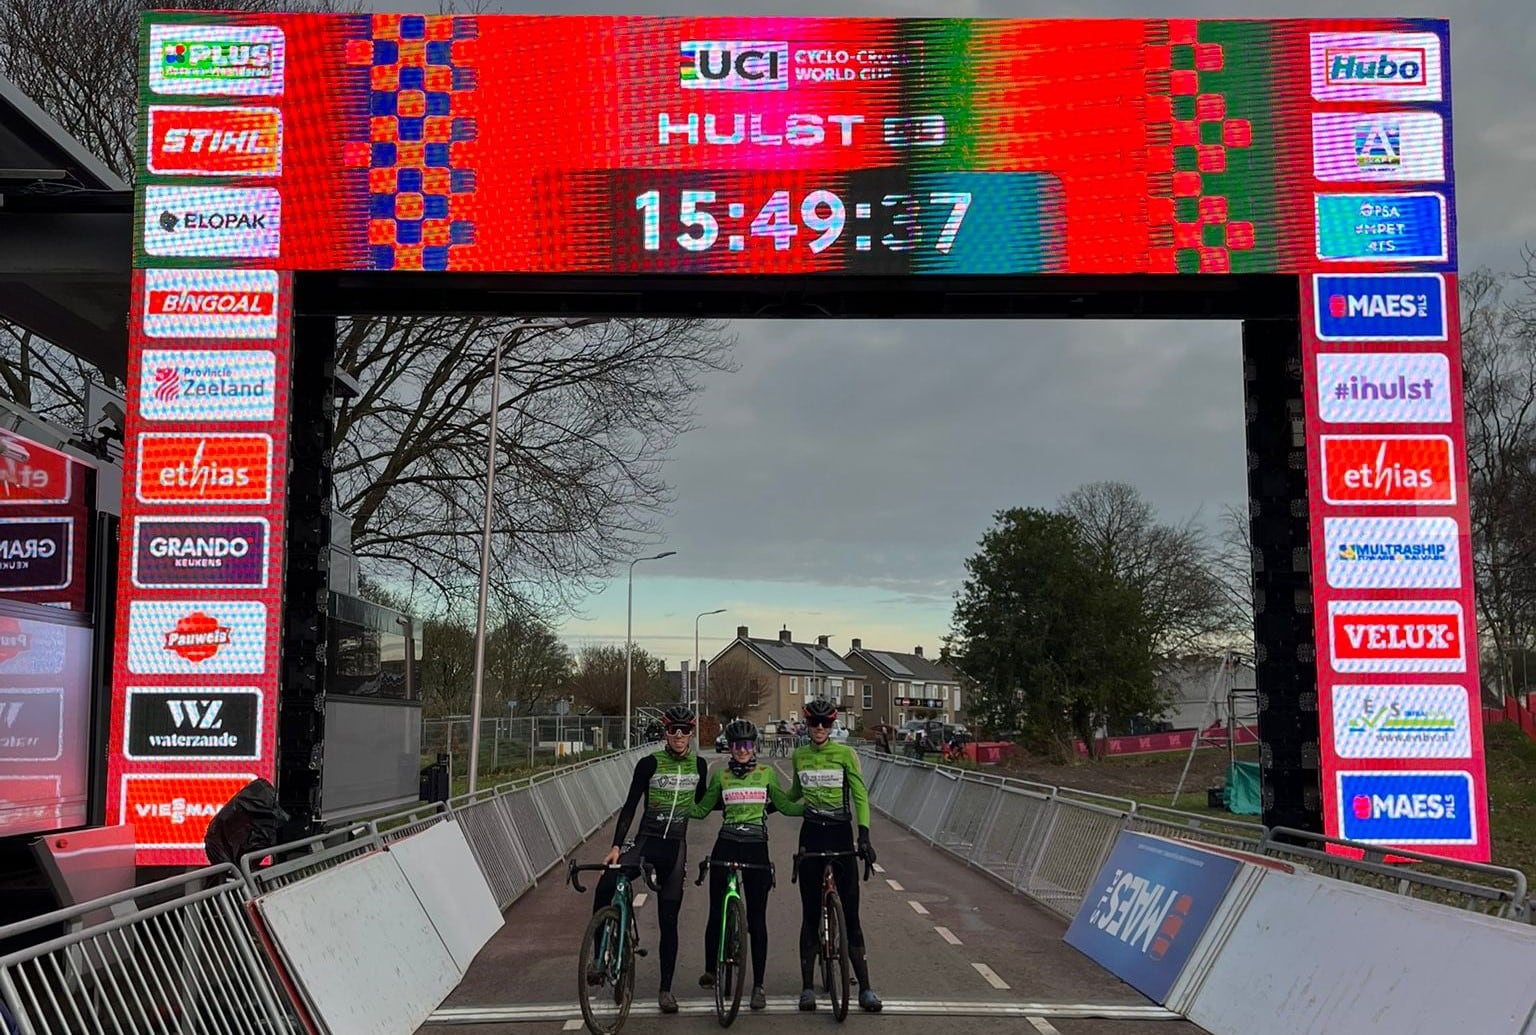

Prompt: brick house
xmin=705 ymin=626 xmax=864 ymax=729
xmin=842 ymin=640 xmax=963 ymax=728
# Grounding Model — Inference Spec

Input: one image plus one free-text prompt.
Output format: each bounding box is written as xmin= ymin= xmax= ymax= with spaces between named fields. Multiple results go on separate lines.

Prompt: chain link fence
xmin=421 ymin=714 xmax=635 ymax=788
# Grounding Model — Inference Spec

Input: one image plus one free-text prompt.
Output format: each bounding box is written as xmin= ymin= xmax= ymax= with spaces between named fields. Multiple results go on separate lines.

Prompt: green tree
xmin=947 ymin=508 xmax=1161 ymax=757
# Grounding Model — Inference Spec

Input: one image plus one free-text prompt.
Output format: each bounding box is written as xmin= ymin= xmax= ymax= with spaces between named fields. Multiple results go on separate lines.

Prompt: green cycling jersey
xmin=789 ymin=740 xmax=870 ymax=828
xmin=690 ymin=762 xmax=803 ymax=841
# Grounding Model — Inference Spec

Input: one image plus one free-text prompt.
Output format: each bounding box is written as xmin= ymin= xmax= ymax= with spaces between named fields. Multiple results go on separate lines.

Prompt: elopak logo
xmin=1311 ymin=112 xmax=1445 ymax=183
xmin=0 ymin=689 xmax=64 ymax=761
xmin=138 ymin=349 xmax=276 ymax=422
xmin=135 ymin=433 xmax=273 ymax=505
xmin=0 ymin=517 xmax=73 ymax=593
xmin=141 ymin=268 xmax=280 ymax=340
xmin=1314 ymin=273 xmax=1447 ymax=341
xmin=1323 ymin=515 xmax=1461 ymax=590
xmin=679 ymin=41 xmax=789 ymax=90
xmin=1314 ymin=192 xmax=1447 ymax=263
xmin=1311 ymin=32 xmax=1442 ymax=102
xmin=142 ymin=186 xmax=281 ymax=259
xmin=124 ymin=687 xmax=262 ymax=761
xmin=1328 ymin=600 xmax=1465 ymax=674
xmin=146 ymin=106 xmax=282 ymax=177
xmin=1316 ymin=352 xmax=1451 ymax=424
xmin=1320 ymin=435 xmax=1455 ymax=506
xmin=147 ymin=23 xmax=285 ymax=97
xmin=1332 ymin=684 xmax=1471 ymax=759
xmin=1336 ymin=771 xmax=1475 ymax=845
xmin=120 ymin=773 xmax=255 ymax=849
xmin=132 ymin=516 xmax=269 ymax=589
xmin=127 ymin=600 xmax=267 ymax=675
xmin=0 ymin=429 xmax=73 ymax=506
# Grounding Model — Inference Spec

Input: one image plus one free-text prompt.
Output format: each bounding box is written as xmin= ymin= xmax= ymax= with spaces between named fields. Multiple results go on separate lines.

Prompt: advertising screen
xmin=126 ymin=12 xmax=1484 ymax=863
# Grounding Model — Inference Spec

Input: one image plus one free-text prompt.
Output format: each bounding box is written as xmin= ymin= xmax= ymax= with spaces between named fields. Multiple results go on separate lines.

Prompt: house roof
xmin=714 ymin=636 xmax=857 ymax=676
xmin=847 ymin=647 xmax=958 ymax=684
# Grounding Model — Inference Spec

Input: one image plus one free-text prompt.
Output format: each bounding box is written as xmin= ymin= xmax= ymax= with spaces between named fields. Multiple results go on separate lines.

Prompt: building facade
xmin=842 ymin=640 xmax=963 ymax=728
xmin=705 ymin=626 xmax=864 ymax=730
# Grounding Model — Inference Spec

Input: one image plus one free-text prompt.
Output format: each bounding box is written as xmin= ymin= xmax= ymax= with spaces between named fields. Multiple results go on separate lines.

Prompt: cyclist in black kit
xmin=591 ymin=703 xmax=708 ymax=1014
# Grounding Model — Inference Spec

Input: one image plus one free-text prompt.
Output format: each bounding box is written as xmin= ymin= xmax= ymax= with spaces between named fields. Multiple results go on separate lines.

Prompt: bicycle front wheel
xmin=824 ymin=892 xmax=851 ymax=1022
xmin=717 ymin=894 xmax=746 ymax=1027
xmin=578 ymin=906 xmax=634 ymax=1035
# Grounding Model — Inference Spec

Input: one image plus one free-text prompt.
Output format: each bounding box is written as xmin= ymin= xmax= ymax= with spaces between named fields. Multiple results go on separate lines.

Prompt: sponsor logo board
xmin=126 ymin=600 xmax=267 ymax=675
xmin=1323 ymin=515 xmax=1461 ymax=590
xmin=0 ymin=616 xmax=64 ymax=676
xmin=679 ymin=41 xmax=790 ymax=90
xmin=0 ymin=689 xmax=64 ymax=761
xmin=1328 ymin=599 xmax=1465 ymax=674
xmin=124 ymin=687 xmax=262 ymax=761
xmin=146 ymin=106 xmax=282 ymax=177
xmin=1313 ymin=273 xmax=1447 ymax=342
xmin=142 ymin=186 xmax=281 ymax=259
xmin=1310 ymin=32 xmax=1442 ymax=102
xmin=147 ymin=23 xmax=285 ymax=97
xmin=138 ymin=349 xmax=276 ymax=422
xmin=140 ymin=268 xmax=280 ymax=340
xmin=0 ymin=518 xmax=73 ymax=593
xmin=120 ymin=773 xmax=255 ymax=849
xmin=0 ymin=430 xmax=73 ymax=506
xmin=131 ymin=517 xmax=269 ymax=589
xmin=1336 ymin=770 xmax=1475 ymax=845
xmin=1332 ymin=684 xmax=1472 ymax=759
xmin=135 ymin=434 xmax=273 ymax=505
xmin=1320 ymin=435 xmax=1455 ymax=506
xmin=1315 ymin=192 xmax=1447 ymax=262
xmin=1312 ymin=112 xmax=1445 ymax=183
xmin=1316 ymin=352 xmax=1451 ymax=424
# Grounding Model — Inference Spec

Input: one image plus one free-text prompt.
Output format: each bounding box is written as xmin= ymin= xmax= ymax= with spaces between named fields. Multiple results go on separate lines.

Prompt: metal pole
xmin=694 ymin=608 xmax=724 ymax=751
xmin=625 ymin=551 xmax=676 ymax=749
xmin=468 ymin=329 xmax=513 ymax=794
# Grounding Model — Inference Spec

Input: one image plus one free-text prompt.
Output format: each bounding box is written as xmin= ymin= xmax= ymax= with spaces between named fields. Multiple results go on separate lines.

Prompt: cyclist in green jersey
xmin=689 ymin=718 xmax=803 ymax=1012
xmin=595 ymin=703 xmax=708 ymax=1014
xmin=788 ymin=697 xmax=881 ymax=1013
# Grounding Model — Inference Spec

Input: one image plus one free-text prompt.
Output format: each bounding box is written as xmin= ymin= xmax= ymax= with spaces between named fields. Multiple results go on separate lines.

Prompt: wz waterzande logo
xmin=142 ymin=186 xmax=281 ymax=259
xmin=1329 ymin=599 xmax=1465 ymax=674
xmin=1311 ymin=112 xmax=1446 ymax=184
xmin=1323 ymin=515 xmax=1461 ymax=590
xmin=139 ymin=349 xmax=276 ymax=423
xmin=1337 ymin=770 xmax=1475 ymax=845
xmin=680 ymin=41 xmax=789 ymax=90
xmin=1314 ymin=273 xmax=1447 ymax=341
xmin=0 ymin=689 xmax=64 ymax=761
xmin=1311 ymin=32 xmax=1442 ymax=102
xmin=1332 ymin=684 xmax=1471 ymax=759
xmin=124 ymin=687 xmax=261 ymax=760
xmin=132 ymin=517 xmax=268 ymax=590
xmin=1316 ymin=352 xmax=1450 ymax=424
xmin=148 ymin=23 xmax=286 ymax=97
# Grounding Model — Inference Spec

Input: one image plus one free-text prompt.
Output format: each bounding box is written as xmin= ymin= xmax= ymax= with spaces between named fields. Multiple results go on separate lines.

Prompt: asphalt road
xmin=420 ymin=759 xmax=1207 ymax=1035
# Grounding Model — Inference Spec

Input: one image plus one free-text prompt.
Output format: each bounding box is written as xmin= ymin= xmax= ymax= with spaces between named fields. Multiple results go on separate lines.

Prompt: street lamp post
xmin=626 ymin=551 xmax=676 ymax=749
xmin=694 ymin=608 xmax=726 ymax=747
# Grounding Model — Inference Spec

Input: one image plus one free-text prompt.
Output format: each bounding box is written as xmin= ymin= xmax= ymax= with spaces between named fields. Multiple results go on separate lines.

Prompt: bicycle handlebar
xmin=790 ymin=848 xmax=873 ymax=884
xmin=694 ymin=855 xmax=777 ymax=887
xmin=567 ymin=859 xmax=660 ymax=895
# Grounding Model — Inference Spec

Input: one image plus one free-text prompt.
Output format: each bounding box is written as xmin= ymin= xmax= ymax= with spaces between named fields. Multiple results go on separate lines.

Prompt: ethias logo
xmin=136 ymin=434 xmax=273 ymax=505
xmin=1321 ymin=436 xmax=1454 ymax=506
xmin=680 ymin=41 xmax=789 ymax=90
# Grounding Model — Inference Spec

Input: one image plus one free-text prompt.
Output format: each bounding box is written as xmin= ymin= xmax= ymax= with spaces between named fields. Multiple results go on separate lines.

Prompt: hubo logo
xmin=1311 ymin=32 xmax=1442 ymax=102
xmin=125 ymin=687 xmax=261 ymax=760
xmin=139 ymin=350 xmax=276 ymax=423
xmin=1332 ymin=685 xmax=1471 ymax=759
xmin=142 ymin=186 xmax=281 ymax=259
xmin=1323 ymin=516 xmax=1460 ymax=590
xmin=1337 ymin=771 xmax=1476 ymax=845
xmin=147 ymin=24 xmax=285 ymax=97
xmin=1311 ymin=112 xmax=1445 ymax=184
xmin=680 ymin=41 xmax=789 ymax=90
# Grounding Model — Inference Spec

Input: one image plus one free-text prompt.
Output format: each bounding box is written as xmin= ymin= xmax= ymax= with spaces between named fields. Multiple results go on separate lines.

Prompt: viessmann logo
xmin=141 ymin=268 xmax=280 ymax=340
xmin=121 ymin=774 xmax=255 ymax=849
xmin=146 ymin=106 xmax=282 ymax=177
xmin=1310 ymin=32 xmax=1442 ymax=102
xmin=135 ymin=433 xmax=273 ymax=505
xmin=1320 ymin=435 xmax=1455 ymax=506
xmin=147 ymin=24 xmax=286 ymax=97
xmin=1329 ymin=600 xmax=1465 ymax=674
xmin=680 ymin=41 xmax=789 ymax=90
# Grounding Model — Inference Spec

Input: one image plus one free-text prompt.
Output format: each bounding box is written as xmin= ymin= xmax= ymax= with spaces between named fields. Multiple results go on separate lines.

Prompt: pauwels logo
xmin=147 ymin=106 xmax=282 ymax=177
xmin=1329 ymin=600 xmax=1465 ymax=674
xmin=139 ymin=349 xmax=276 ymax=422
xmin=141 ymin=268 xmax=280 ymax=340
xmin=1337 ymin=771 xmax=1475 ymax=845
xmin=147 ymin=23 xmax=286 ymax=97
xmin=142 ymin=186 xmax=281 ymax=259
xmin=1314 ymin=273 xmax=1447 ymax=342
xmin=136 ymin=433 xmax=273 ymax=505
xmin=1310 ymin=32 xmax=1442 ymax=102
xmin=124 ymin=687 xmax=261 ymax=760
xmin=121 ymin=773 xmax=255 ymax=849
xmin=680 ymin=41 xmax=789 ymax=90
xmin=1316 ymin=352 xmax=1450 ymax=424
xmin=1320 ymin=435 xmax=1455 ymax=506
xmin=1323 ymin=516 xmax=1461 ymax=590
xmin=127 ymin=600 xmax=267 ymax=675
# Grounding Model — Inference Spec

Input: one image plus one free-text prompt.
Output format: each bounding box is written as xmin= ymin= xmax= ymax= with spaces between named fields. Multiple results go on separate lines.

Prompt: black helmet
xmin=661 ymin=704 xmax=696 ymax=728
xmin=803 ymin=698 xmax=838 ymax=721
xmin=723 ymin=719 xmax=758 ymax=743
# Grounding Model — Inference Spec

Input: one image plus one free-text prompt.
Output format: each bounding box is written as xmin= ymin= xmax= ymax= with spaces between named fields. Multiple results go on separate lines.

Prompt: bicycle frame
xmin=694 ymin=856 xmax=776 ymax=963
xmin=568 ymin=860 xmax=658 ymax=980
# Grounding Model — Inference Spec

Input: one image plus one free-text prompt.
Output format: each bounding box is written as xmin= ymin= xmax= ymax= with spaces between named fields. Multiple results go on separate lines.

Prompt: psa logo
xmin=680 ymin=41 xmax=789 ymax=90
xmin=1332 ymin=684 xmax=1471 ymax=759
xmin=135 ymin=433 xmax=273 ymax=505
xmin=1312 ymin=112 xmax=1445 ymax=183
xmin=126 ymin=600 xmax=267 ymax=675
xmin=139 ymin=349 xmax=276 ymax=423
xmin=132 ymin=516 xmax=269 ymax=590
xmin=120 ymin=774 xmax=255 ymax=849
xmin=1337 ymin=771 xmax=1475 ymax=845
xmin=141 ymin=268 xmax=280 ymax=340
xmin=147 ymin=24 xmax=285 ymax=97
xmin=1313 ymin=273 xmax=1447 ymax=341
xmin=1328 ymin=600 xmax=1465 ymax=674
xmin=1310 ymin=32 xmax=1442 ymax=102
xmin=1320 ymin=435 xmax=1455 ymax=506
xmin=146 ymin=106 xmax=282 ymax=177
xmin=124 ymin=687 xmax=261 ymax=761
xmin=1323 ymin=516 xmax=1461 ymax=590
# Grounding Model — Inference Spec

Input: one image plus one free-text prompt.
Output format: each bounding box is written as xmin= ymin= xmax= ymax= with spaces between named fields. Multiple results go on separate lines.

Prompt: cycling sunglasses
xmin=664 ymin=724 xmax=693 ymax=735
xmin=729 ymin=740 xmax=757 ymax=752
xmin=805 ymin=716 xmax=836 ymax=728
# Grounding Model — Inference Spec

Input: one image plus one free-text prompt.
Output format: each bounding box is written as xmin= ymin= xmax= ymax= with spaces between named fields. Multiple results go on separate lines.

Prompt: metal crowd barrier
xmin=858 ymin=747 xmax=1533 ymax=924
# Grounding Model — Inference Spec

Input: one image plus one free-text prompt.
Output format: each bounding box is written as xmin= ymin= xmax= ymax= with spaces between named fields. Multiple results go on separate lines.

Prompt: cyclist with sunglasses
xmin=688 ymin=718 xmax=803 ymax=1012
xmin=594 ymin=703 xmax=709 ymax=1014
xmin=788 ymin=697 xmax=882 ymax=1013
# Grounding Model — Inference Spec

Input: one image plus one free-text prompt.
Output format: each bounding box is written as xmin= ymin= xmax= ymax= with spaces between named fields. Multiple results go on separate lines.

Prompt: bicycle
xmin=791 ymin=848 xmax=872 ymax=1022
xmin=693 ymin=856 xmax=776 ymax=1027
xmin=568 ymin=857 xmax=659 ymax=1035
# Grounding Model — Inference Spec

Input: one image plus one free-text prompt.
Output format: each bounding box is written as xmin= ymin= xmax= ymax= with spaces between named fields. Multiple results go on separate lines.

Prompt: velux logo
xmin=680 ymin=41 xmax=789 ymax=90
xmin=1329 ymin=601 xmax=1465 ymax=674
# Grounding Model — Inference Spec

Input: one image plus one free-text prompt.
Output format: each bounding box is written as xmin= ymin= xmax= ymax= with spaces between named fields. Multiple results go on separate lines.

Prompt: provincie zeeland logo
xmin=138 ymin=350 xmax=276 ymax=423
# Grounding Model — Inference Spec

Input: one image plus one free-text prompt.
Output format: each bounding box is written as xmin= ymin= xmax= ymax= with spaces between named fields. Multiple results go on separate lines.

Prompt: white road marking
xmin=562 ymin=1020 xmax=584 ymax=1031
xmin=972 ymin=963 xmax=1010 ymax=990
xmin=886 ymin=879 xmax=905 ymax=891
xmin=428 ymin=999 xmax=1182 ymax=1021
xmin=908 ymin=900 xmax=929 ymax=915
xmin=1027 ymin=1018 xmax=1063 ymax=1034
xmin=934 ymin=926 xmax=962 ymax=945
xmin=633 ymin=893 xmax=648 ymax=909
xmin=872 ymin=863 xmax=886 ymax=873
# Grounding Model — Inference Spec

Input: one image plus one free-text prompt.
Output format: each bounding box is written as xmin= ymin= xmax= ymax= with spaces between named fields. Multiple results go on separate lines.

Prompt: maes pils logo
xmin=1337 ymin=771 xmax=1475 ymax=845
xmin=148 ymin=24 xmax=285 ymax=97
xmin=680 ymin=41 xmax=789 ymax=90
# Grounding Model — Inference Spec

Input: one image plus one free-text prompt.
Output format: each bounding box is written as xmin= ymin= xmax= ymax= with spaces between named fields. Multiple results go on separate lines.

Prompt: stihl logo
xmin=147 ymin=106 xmax=281 ymax=176
xmin=1329 ymin=602 xmax=1466 ymax=673
xmin=167 ymin=699 xmax=223 ymax=729
xmin=1321 ymin=436 xmax=1455 ymax=505
xmin=136 ymin=434 xmax=272 ymax=505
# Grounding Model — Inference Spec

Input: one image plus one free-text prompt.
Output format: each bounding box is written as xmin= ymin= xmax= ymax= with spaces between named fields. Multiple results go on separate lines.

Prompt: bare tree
xmin=703 ymin=659 xmax=764 ymax=721
xmin=568 ymin=644 xmax=670 ymax=715
xmin=1206 ymin=503 xmax=1257 ymax=656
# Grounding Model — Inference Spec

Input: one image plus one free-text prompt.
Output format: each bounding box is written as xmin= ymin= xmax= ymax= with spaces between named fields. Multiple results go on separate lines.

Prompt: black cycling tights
xmin=796 ymin=849 xmax=866 ymax=988
xmin=592 ymin=881 xmax=684 ymax=993
xmin=703 ymin=853 xmax=771 ymax=987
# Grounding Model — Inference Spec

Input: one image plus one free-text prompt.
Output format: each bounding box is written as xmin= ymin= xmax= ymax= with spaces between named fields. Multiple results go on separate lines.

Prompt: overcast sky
xmin=443 ymin=0 xmax=1535 ymax=669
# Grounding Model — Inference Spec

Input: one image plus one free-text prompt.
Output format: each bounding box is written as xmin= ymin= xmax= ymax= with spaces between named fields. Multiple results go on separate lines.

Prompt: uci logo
xmin=680 ymin=41 xmax=789 ymax=91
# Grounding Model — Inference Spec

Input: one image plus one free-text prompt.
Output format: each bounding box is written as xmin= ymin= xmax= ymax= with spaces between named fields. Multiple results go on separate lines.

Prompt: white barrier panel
xmin=257 ymin=849 xmax=459 ymax=1035
xmin=390 ymin=818 xmax=503 ymax=973
xmin=1182 ymin=865 xmax=1536 ymax=1035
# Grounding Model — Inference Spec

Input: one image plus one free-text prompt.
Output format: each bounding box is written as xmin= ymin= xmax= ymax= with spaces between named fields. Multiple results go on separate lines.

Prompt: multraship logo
xmin=1314 ymin=274 xmax=1447 ymax=341
xmin=1323 ymin=516 xmax=1460 ymax=590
